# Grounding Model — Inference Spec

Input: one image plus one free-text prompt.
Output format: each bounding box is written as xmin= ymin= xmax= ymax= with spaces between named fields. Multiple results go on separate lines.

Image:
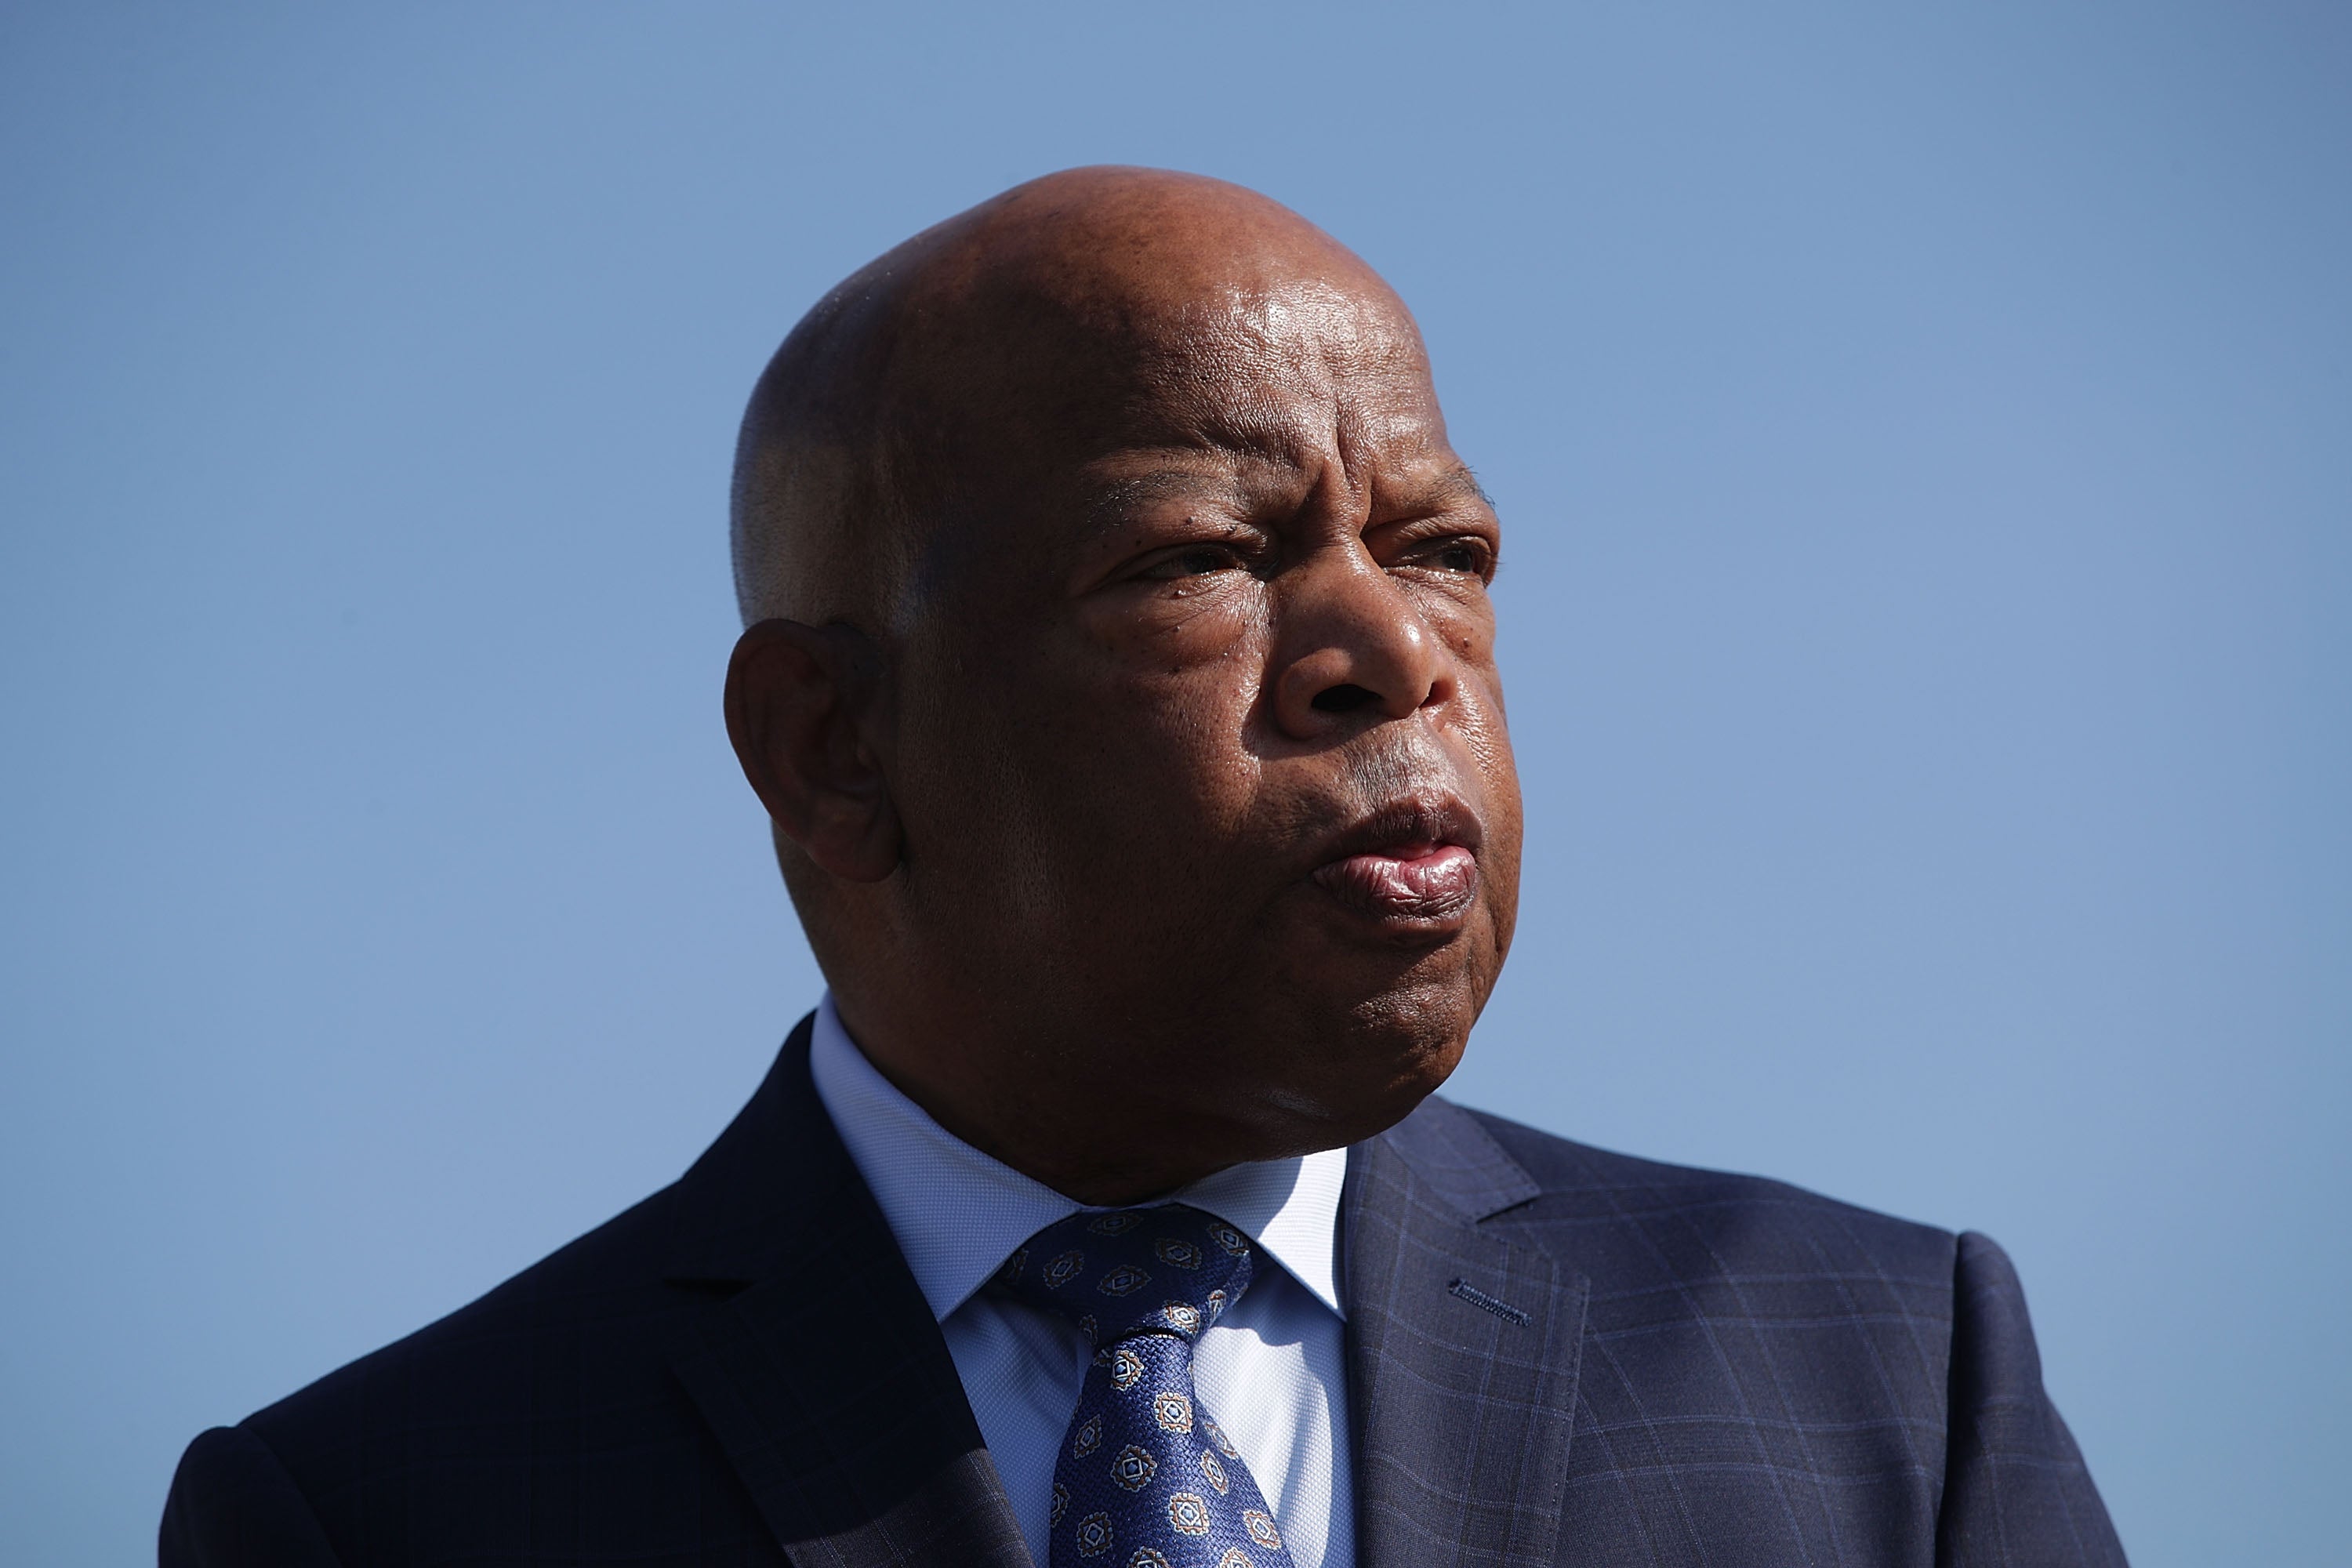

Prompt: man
xmin=162 ymin=167 xmax=2125 ymax=1567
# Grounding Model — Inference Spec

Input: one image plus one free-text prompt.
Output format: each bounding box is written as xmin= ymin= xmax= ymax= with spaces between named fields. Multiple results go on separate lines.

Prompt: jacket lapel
xmin=663 ymin=1018 xmax=1033 ymax=1568
xmin=1345 ymin=1096 xmax=1588 ymax=1568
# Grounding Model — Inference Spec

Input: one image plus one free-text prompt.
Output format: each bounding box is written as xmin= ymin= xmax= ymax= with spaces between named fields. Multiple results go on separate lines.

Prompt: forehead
xmin=891 ymin=245 xmax=1468 ymax=601
xmin=1149 ymin=273 xmax=1432 ymax=414
xmin=888 ymin=190 xmax=1450 ymax=466
xmin=1080 ymin=273 xmax=1454 ymax=495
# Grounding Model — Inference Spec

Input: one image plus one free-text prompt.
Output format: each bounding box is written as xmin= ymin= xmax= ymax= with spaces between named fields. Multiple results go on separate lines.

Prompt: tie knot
xmin=995 ymin=1203 xmax=1256 ymax=1348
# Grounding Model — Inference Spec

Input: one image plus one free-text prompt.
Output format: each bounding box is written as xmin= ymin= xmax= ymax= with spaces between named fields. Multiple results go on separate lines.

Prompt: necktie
xmin=996 ymin=1204 xmax=1300 ymax=1568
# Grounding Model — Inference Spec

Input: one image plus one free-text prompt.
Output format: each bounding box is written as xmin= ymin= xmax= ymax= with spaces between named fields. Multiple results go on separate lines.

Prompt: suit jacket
xmin=162 ymin=1017 xmax=2125 ymax=1566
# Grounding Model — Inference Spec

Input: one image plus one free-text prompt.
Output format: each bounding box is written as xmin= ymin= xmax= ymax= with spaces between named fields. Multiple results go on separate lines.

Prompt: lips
xmin=1310 ymin=799 xmax=1483 ymax=931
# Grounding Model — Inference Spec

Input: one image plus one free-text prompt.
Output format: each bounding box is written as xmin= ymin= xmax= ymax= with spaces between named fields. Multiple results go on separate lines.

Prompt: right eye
xmin=1140 ymin=545 xmax=1245 ymax=581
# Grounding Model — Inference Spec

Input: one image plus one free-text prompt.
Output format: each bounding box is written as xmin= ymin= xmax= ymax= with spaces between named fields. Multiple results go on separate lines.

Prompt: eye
xmin=1409 ymin=534 xmax=1495 ymax=579
xmin=1140 ymin=543 xmax=1247 ymax=581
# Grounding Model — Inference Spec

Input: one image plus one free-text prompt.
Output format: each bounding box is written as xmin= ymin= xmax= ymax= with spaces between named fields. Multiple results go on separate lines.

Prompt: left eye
xmin=1430 ymin=540 xmax=1490 ymax=575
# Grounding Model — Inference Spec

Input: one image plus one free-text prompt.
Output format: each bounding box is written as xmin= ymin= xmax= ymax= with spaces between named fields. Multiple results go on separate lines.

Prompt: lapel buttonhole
xmin=1448 ymin=1278 xmax=1532 ymax=1327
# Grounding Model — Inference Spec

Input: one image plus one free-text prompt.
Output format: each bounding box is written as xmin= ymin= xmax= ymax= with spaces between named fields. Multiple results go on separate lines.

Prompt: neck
xmin=824 ymin=993 xmax=1306 ymax=1206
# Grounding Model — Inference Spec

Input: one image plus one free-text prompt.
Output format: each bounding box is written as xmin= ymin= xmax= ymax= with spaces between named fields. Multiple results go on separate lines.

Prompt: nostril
xmin=1310 ymin=683 xmax=1381 ymax=715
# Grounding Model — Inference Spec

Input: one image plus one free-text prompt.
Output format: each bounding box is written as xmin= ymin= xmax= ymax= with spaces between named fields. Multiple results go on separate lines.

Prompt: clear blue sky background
xmin=3 ymin=4 xmax=2344 ymax=1563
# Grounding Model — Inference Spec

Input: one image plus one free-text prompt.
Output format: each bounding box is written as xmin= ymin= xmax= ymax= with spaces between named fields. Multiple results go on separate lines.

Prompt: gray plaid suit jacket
xmin=163 ymin=1016 xmax=2125 ymax=1566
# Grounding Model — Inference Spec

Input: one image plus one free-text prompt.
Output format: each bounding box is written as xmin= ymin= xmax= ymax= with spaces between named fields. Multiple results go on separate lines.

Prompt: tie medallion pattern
xmin=996 ymin=1204 xmax=1298 ymax=1568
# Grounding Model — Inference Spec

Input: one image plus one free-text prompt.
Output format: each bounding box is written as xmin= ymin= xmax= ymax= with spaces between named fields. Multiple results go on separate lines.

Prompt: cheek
xmin=1410 ymin=584 xmax=1498 ymax=666
xmin=1054 ymin=588 xmax=1273 ymax=809
xmin=1463 ymin=673 xmax=1519 ymax=808
xmin=1082 ymin=577 xmax=1271 ymax=666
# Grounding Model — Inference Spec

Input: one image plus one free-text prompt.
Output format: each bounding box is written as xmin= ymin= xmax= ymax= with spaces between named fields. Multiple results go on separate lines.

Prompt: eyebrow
xmin=1419 ymin=466 xmax=1494 ymax=510
xmin=1085 ymin=463 xmax=1492 ymax=534
xmin=1083 ymin=468 xmax=1254 ymax=535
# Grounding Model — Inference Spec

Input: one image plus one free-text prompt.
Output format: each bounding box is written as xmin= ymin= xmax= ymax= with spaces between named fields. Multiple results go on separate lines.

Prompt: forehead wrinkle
xmin=1141 ymin=281 xmax=1421 ymax=425
xmin=1226 ymin=336 xmax=1439 ymax=524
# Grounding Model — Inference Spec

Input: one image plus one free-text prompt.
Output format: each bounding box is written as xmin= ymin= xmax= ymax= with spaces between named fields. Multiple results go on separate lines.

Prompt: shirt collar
xmin=808 ymin=993 xmax=1346 ymax=1323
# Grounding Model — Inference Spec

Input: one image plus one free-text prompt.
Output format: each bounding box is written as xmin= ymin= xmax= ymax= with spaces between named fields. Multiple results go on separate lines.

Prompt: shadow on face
xmin=726 ymin=167 xmax=1523 ymax=1202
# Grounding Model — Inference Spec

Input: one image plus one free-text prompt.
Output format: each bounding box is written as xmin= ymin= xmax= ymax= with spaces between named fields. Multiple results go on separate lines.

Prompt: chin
xmin=1242 ymin=959 xmax=1488 ymax=1154
xmin=1091 ymin=885 xmax=1510 ymax=1160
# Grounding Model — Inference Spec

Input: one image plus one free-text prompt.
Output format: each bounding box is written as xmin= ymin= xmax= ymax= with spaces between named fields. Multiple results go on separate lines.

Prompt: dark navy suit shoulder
xmin=1382 ymin=1098 xmax=2125 ymax=1568
xmin=165 ymin=1020 xmax=1024 ymax=1568
xmin=1458 ymin=1102 xmax=1957 ymax=1276
xmin=205 ymin=1181 xmax=796 ymax=1567
xmin=245 ymin=1179 xmax=689 ymax=1428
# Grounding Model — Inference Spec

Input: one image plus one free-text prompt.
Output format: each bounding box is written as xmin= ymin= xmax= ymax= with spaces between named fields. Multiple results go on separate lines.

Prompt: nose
xmin=1271 ymin=550 xmax=1454 ymax=740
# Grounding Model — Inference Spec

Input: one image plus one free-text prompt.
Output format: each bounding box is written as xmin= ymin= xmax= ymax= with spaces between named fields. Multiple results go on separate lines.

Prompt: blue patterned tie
xmin=996 ymin=1205 xmax=1301 ymax=1568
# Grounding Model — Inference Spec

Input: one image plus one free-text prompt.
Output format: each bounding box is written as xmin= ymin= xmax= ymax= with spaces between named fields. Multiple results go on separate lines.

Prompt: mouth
xmin=1310 ymin=797 xmax=1483 ymax=936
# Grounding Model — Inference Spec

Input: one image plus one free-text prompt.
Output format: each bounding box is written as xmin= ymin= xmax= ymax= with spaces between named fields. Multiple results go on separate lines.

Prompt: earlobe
xmin=723 ymin=619 xmax=902 ymax=882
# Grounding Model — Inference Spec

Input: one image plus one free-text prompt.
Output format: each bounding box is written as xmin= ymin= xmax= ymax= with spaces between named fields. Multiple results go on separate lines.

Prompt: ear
xmin=724 ymin=618 xmax=902 ymax=883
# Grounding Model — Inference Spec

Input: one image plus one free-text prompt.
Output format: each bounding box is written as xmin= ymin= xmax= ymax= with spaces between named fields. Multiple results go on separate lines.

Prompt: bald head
xmin=729 ymin=166 xmax=1414 ymax=633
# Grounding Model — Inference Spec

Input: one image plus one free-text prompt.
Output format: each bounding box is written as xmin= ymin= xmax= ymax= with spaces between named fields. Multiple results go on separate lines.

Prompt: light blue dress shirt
xmin=808 ymin=995 xmax=1356 ymax=1568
